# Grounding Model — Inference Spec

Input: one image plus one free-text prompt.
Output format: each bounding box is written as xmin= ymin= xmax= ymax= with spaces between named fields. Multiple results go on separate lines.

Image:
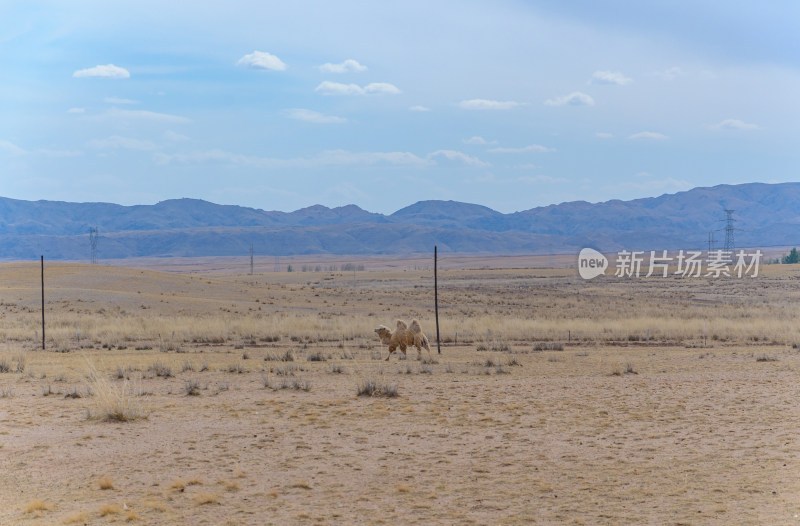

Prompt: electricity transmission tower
xmin=250 ymin=244 xmax=254 ymax=275
xmin=723 ymin=209 xmax=735 ymax=252
xmin=89 ymin=227 xmax=99 ymax=264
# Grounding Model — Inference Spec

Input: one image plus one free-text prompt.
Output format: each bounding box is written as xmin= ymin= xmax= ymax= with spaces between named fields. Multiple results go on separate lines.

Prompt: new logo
xmin=578 ymin=248 xmax=608 ymax=280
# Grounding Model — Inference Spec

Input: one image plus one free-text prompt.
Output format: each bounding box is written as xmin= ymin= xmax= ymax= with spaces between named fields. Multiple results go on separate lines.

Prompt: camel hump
xmin=395 ymin=319 xmax=408 ymax=331
xmin=409 ymin=319 xmax=422 ymax=334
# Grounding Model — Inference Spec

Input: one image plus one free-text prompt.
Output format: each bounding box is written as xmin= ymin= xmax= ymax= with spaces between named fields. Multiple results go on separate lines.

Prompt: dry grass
xmin=357 ymin=378 xmax=398 ymax=397
xmin=289 ymin=480 xmax=312 ymax=490
xmin=23 ymin=498 xmax=51 ymax=514
xmin=1 ymin=261 xmax=799 ymax=350
xmin=193 ymin=492 xmax=220 ymax=505
xmin=61 ymin=511 xmax=89 ymax=524
xmin=99 ymin=503 xmax=121 ymax=516
xmin=1 ymin=261 xmax=800 ymax=524
xmin=97 ymin=475 xmax=114 ymax=490
xmin=85 ymin=359 xmax=149 ymax=422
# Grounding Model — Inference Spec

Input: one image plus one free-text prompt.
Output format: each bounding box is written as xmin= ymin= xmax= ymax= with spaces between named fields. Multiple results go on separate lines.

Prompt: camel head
xmin=374 ymin=325 xmax=392 ymax=344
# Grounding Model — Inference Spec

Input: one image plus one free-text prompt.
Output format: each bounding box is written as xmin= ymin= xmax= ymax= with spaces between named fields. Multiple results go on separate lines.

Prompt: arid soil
xmin=1 ymin=260 xmax=799 ymax=524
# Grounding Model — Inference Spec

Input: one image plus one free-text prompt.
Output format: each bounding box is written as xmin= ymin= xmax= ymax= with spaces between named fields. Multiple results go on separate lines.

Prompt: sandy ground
xmin=1 ymin=260 xmax=799 ymax=524
xmin=2 ymin=343 xmax=799 ymax=525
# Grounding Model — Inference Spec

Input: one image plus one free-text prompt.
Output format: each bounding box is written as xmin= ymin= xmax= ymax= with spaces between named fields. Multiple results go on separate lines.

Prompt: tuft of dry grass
xmin=289 ymin=480 xmax=312 ymax=490
xmin=193 ymin=492 xmax=220 ymax=505
xmin=184 ymin=379 xmax=201 ymax=396
xmin=98 ymin=475 xmax=114 ymax=490
xmin=169 ymin=479 xmax=186 ymax=492
xmin=62 ymin=511 xmax=89 ymax=524
xmin=99 ymin=503 xmax=121 ymax=516
xmin=143 ymin=499 xmax=167 ymax=512
xmin=357 ymin=378 xmax=398 ymax=397
xmin=24 ymin=498 xmax=51 ymax=514
xmin=223 ymin=480 xmax=240 ymax=491
xmin=85 ymin=359 xmax=149 ymax=422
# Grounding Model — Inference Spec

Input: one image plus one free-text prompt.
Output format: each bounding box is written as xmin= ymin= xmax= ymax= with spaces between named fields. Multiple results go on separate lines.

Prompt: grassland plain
xmin=0 ymin=260 xmax=799 ymax=524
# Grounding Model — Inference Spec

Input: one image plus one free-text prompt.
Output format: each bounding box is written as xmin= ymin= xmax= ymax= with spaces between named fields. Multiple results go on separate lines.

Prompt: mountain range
xmin=1 ymin=182 xmax=799 ymax=260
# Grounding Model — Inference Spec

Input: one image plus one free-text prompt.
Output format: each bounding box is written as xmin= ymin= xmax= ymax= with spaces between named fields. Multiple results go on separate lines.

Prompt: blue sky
xmin=1 ymin=1 xmax=798 ymax=214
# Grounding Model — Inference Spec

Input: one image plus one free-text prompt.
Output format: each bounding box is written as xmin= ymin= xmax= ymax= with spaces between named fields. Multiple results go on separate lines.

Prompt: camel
xmin=374 ymin=319 xmax=432 ymax=361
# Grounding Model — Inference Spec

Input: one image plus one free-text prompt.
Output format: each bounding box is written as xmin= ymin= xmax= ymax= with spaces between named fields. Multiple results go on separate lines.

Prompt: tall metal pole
xmin=434 ymin=246 xmax=440 ymax=354
xmin=41 ymin=255 xmax=45 ymax=350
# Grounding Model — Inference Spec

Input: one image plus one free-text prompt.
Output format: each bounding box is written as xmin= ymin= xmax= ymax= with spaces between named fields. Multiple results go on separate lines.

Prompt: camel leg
xmin=385 ymin=344 xmax=396 ymax=361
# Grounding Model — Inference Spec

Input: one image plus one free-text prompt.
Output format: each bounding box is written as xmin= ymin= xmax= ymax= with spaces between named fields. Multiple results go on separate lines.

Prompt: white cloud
xmin=73 ymin=64 xmax=130 ymax=79
xmin=711 ymin=119 xmax=759 ymax=131
xmin=103 ymin=108 xmax=190 ymax=123
xmin=654 ymin=66 xmax=684 ymax=81
xmin=315 ymin=81 xmax=400 ymax=95
xmin=236 ymin=50 xmax=287 ymax=71
xmin=488 ymin=144 xmax=553 ymax=153
xmin=0 ymin=140 xmax=27 ymax=155
xmin=428 ymin=150 xmax=490 ymax=167
xmin=315 ymin=81 xmax=363 ymax=95
xmin=409 ymin=105 xmax=430 ymax=112
xmin=319 ymin=59 xmax=367 ymax=73
xmin=284 ymin=108 xmax=347 ymax=124
xmin=595 ymin=132 xmax=614 ymax=138
xmin=155 ymin=148 xmax=429 ymax=168
xmin=154 ymin=149 xmax=248 ymax=165
xmin=628 ymin=131 xmax=668 ymax=140
xmin=544 ymin=91 xmax=595 ymax=107
xmin=163 ymin=130 xmax=189 ymax=142
xmin=459 ymin=99 xmax=521 ymax=110
xmin=634 ymin=171 xmax=653 ymax=177
xmin=320 ymin=150 xmax=425 ymax=166
xmin=88 ymin=135 xmax=158 ymax=151
xmin=104 ymin=97 xmax=138 ymax=104
xmin=463 ymin=136 xmax=490 ymax=145
xmin=591 ymin=71 xmax=632 ymax=85
xmin=0 ymin=141 xmax=81 ymax=157
xmin=67 ymin=107 xmax=85 ymax=114
xmin=364 ymin=82 xmax=401 ymax=94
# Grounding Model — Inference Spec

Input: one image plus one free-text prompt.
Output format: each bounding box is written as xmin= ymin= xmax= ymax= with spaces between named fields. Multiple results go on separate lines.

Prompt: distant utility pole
xmin=723 ymin=209 xmax=735 ymax=252
xmin=707 ymin=231 xmax=715 ymax=253
xmin=250 ymin=244 xmax=254 ymax=275
xmin=273 ymin=255 xmax=280 ymax=272
xmin=41 ymin=255 xmax=45 ymax=350
xmin=434 ymin=245 xmax=441 ymax=355
xmin=89 ymin=227 xmax=99 ymax=264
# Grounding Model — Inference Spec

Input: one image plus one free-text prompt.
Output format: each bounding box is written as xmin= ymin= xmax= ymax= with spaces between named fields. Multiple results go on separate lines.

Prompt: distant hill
xmin=1 ymin=182 xmax=799 ymax=260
